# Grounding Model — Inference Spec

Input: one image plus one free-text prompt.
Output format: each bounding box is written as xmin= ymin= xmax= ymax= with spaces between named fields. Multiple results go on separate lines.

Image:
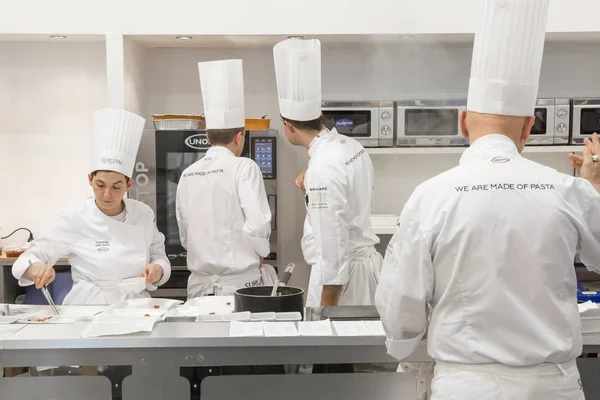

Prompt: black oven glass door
xmin=531 ymin=108 xmax=548 ymax=135
xmin=405 ymin=109 xmax=458 ymax=136
xmin=581 ymin=109 xmax=600 ymax=135
xmin=156 ymin=131 xmax=211 ymax=265
xmin=323 ymin=110 xmax=371 ymax=137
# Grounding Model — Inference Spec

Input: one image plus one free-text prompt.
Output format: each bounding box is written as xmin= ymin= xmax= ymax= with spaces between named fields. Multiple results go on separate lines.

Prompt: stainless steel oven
xmin=321 ymin=101 xmax=394 ymax=147
xmin=396 ymin=99 xmax=467 ymax=147
xmin=131 ymin=129 xmax=279 ymax=272
xmin=571 ymin=98 xmax=600 ymax=144
xmin=529 ymin=99 xmax=570 ymax=145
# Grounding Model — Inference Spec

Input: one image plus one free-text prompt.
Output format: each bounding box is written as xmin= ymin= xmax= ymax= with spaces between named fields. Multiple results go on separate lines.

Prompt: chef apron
xmin=63 ymin=216 xmax=151 ymax=305
xmin=187 ymin=264 xmax=277 ymax=299
xmin=306 ymin=246 xmax=382 ymax=307
xmin=431 ymin=361 xmax=585 ymax=400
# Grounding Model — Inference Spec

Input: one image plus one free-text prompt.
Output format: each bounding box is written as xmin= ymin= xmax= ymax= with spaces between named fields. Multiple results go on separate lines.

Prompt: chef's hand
xmin=569 ymin=132 xmax=600 ymax=191
xmin=295 ymin=170 xmax=307 ymax=194
xmin=141 ymin=264 xmax=164 ymax=284
xmin=26 ymin=263 xmax=56 ymax=289
xmin=260 ymin=256 xmax=264 ymax=266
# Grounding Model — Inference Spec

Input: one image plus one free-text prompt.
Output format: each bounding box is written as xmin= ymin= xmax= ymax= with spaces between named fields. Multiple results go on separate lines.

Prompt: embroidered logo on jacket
xmin=345 ymin=149 xmax=366 ymax=166
xmin=95 ymin=240 xmax=110 ymax=252
xmin=490 ymin=156 xmax=510 ymax=163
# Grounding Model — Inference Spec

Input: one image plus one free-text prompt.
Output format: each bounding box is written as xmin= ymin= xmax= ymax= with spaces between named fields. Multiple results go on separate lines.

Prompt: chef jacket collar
xmin=308 ymin=127 xmax=334 ymax=158
xmin=206 ymin=146 xmax=235 ymax=157
xmin=459 ymin=134 xmax=521 ymax=165
xmin=91 ymin=197 xmax=129 ymax=222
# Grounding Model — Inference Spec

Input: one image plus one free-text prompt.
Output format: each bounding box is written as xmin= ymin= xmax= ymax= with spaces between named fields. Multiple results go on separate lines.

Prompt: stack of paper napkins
xmin=81 ymin=309 xmax=164 ymax=338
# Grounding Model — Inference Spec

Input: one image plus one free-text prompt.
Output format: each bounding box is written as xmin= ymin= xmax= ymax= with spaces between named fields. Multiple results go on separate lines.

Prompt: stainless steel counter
xmin=1 ymin=321 xmax=599 ymax=400
xmin=0 ymin=321 xmax=401 ymax=400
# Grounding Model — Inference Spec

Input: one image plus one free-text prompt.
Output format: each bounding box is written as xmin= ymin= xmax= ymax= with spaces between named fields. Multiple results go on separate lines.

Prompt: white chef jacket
xmin=303 ymin=128 xmax=381 ymax=305
xmin=376 ymin=134 xmax=600 ymax=366
xmin=176 ymin=146 xmax=271 ymax=297
xmin=12 ymin=198 xmax=171 ymax=305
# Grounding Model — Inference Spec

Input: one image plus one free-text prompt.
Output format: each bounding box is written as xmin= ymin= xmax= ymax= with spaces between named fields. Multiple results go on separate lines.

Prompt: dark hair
xmin=207 ymin=127 xmax=244 ymax=145
xmin=281 ymin=115 xmax=325 ymax=132
xmin=91 ymin=170 xmax=131 ymax=183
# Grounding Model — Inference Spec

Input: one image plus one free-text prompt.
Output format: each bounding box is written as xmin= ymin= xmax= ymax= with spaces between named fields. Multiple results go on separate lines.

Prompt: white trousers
xmin=431 ymin=360 xmax=585 ymax=400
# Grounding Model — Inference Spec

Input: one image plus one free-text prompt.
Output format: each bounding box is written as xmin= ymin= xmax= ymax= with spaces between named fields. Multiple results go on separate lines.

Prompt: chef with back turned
xmin=12 ymin=109 xmax=171 ymax=304
xmin=176 ymin=59 xmax=273 ymax=299
xmin=375 ymin=0 xmax=600 ymax=399
xmin=273 ymin=38 xmax=382 ymax=307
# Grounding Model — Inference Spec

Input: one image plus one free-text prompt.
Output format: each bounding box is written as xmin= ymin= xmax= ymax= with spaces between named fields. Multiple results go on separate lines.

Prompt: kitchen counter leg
xmin=122 ymin=356 xmax=189 ymax=400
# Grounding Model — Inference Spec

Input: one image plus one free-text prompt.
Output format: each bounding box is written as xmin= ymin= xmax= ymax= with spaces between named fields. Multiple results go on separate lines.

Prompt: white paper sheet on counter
xmin=81 ymin=313 xmax=161 ymax=338
xmin=229 ymin=321 xmax=264 ymax=337
xmin=332 ymin=321 xmax=372 ymax=336
xmin=364 ymin=320 xmax=386 ymax=336
xmin=298 ymin=320 xmax=333 ymax=336
xmin=263 ymin=322 xmax=299 ymax=337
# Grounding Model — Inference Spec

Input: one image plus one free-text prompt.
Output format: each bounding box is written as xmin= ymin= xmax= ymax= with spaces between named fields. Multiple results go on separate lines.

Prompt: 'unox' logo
xmin=336 ymin=118 xmax=354 ymax=128
xmin=185 ymin=134 xmax=211 ymax=150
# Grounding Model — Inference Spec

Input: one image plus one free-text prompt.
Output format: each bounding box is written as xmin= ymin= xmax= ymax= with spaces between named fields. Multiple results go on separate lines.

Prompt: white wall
xmin=140 ymin=39 xmax=600 ymax=290
xmin=1 ymin=0 xmax=600 ymax=35
xmin=0 ymin=42 xmax=106 ymax=245
xmin=0 ymin=37 xmax=597 ymax=288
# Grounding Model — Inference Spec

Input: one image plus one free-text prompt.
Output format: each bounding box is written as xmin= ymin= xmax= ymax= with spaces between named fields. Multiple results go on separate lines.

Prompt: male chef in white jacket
xmin=12 ymin=109 xmax=171 ymax=305
xmin=376 ymin=1 xmax=600 ymax=399
xmin=176 ymin=59 xmax=273 ymax=298
xmin=273 ymin=38 xmax=382 ymax=307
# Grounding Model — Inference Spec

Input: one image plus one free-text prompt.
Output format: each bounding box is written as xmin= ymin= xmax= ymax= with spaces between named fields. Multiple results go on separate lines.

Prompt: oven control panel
xmin=251 ymin=136 xmax=277 ymax=180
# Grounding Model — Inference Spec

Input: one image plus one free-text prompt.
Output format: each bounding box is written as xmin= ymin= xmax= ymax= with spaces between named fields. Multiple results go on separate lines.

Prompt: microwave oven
xmin=321 ymin=101 xmax=394 ymax=147
xmin=571 ymin=98 xmax=600 ymax=144
xmin=528 ymin=99 xmax=570 ymax=145
xmin=396 ymin=99 xmax=468 ymax=147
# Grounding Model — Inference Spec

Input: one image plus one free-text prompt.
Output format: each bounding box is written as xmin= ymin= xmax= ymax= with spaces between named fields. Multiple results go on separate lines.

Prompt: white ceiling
xmin=1 ymin=32 xmax=599 ymax=47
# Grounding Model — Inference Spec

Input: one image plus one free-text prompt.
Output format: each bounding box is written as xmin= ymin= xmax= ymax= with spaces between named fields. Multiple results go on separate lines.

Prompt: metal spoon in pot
xmin=271 ymin=263 xmax=296 ymax=296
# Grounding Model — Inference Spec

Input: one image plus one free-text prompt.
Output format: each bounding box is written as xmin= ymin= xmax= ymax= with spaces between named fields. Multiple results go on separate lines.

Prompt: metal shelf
xmin=367 ymin=145 xmax=584 ymax=155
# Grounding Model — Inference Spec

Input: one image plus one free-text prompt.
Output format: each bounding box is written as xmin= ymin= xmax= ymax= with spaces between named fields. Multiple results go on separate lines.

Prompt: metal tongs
xmin=29 ymin=260 xmax=59 ymax=315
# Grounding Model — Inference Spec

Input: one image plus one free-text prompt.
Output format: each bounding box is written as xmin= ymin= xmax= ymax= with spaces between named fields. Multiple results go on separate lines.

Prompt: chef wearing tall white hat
xmin=273 ymin=38 xmax=382 ymax=307
xmin=12 ymin=109 xmax=171 ymax=305
xmin=176 ymin=59 xmax=274 ymax=298
xmin=375 ymin=0 xmax=600 ymax=399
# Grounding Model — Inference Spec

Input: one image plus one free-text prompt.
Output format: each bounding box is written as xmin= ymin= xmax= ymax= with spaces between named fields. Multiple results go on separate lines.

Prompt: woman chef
xmin=273 ymin=38 xmax=382 ymax=307
xmin=12 ymin=109 xmax=171 ymax=305
xmin=376 ymin=1 xmax=599 ymax=399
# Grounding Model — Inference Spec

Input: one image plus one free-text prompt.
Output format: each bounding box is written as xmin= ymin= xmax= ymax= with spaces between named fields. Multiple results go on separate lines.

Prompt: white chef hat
xmin=467 ymin=0 xmax=550 ymax=117
xmin=273 ymin=38 xmax=322 ymax=121
xmin=198 ymin=59 xmax=245 ymax=130
xmin=90 ymin=109 xmax=145 ymax=178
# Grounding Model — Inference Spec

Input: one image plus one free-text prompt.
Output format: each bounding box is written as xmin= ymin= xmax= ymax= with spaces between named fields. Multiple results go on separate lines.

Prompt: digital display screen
xmin=323 ymin=111 xmax=371 ymax=136
xmin=531 ymin=108 xmax=548 ymax=135
xmin=165 ymin=152 xmax=205 ymax=245
xmin=581 ymin=109 xmax=600 ymax=135
xmin=254 ymin=142 xmax=273 ymax=175
xmin=405 ymin=109 xmax=458 ymax=136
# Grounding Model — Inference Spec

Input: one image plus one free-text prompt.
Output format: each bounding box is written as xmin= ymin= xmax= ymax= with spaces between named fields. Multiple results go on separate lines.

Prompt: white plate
xmin=18 ymin=311 xmax=79 ymax=324
xmin=0 ymin=315 xmax=21 ymax=324
xmin=112 ymin=298 xmax=183 ymax=311
xmin=109 ymin=308 xmax=165 ymax=318
xmin=196 ymin=312 xmax=251 ymax=322
xmin=275 ymin=312 xmax=302 ymax=321
xmin=250 ymin=312 xmax=276 ymax=322
xmin=182 ymin=296 xmax=235 ymax=314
